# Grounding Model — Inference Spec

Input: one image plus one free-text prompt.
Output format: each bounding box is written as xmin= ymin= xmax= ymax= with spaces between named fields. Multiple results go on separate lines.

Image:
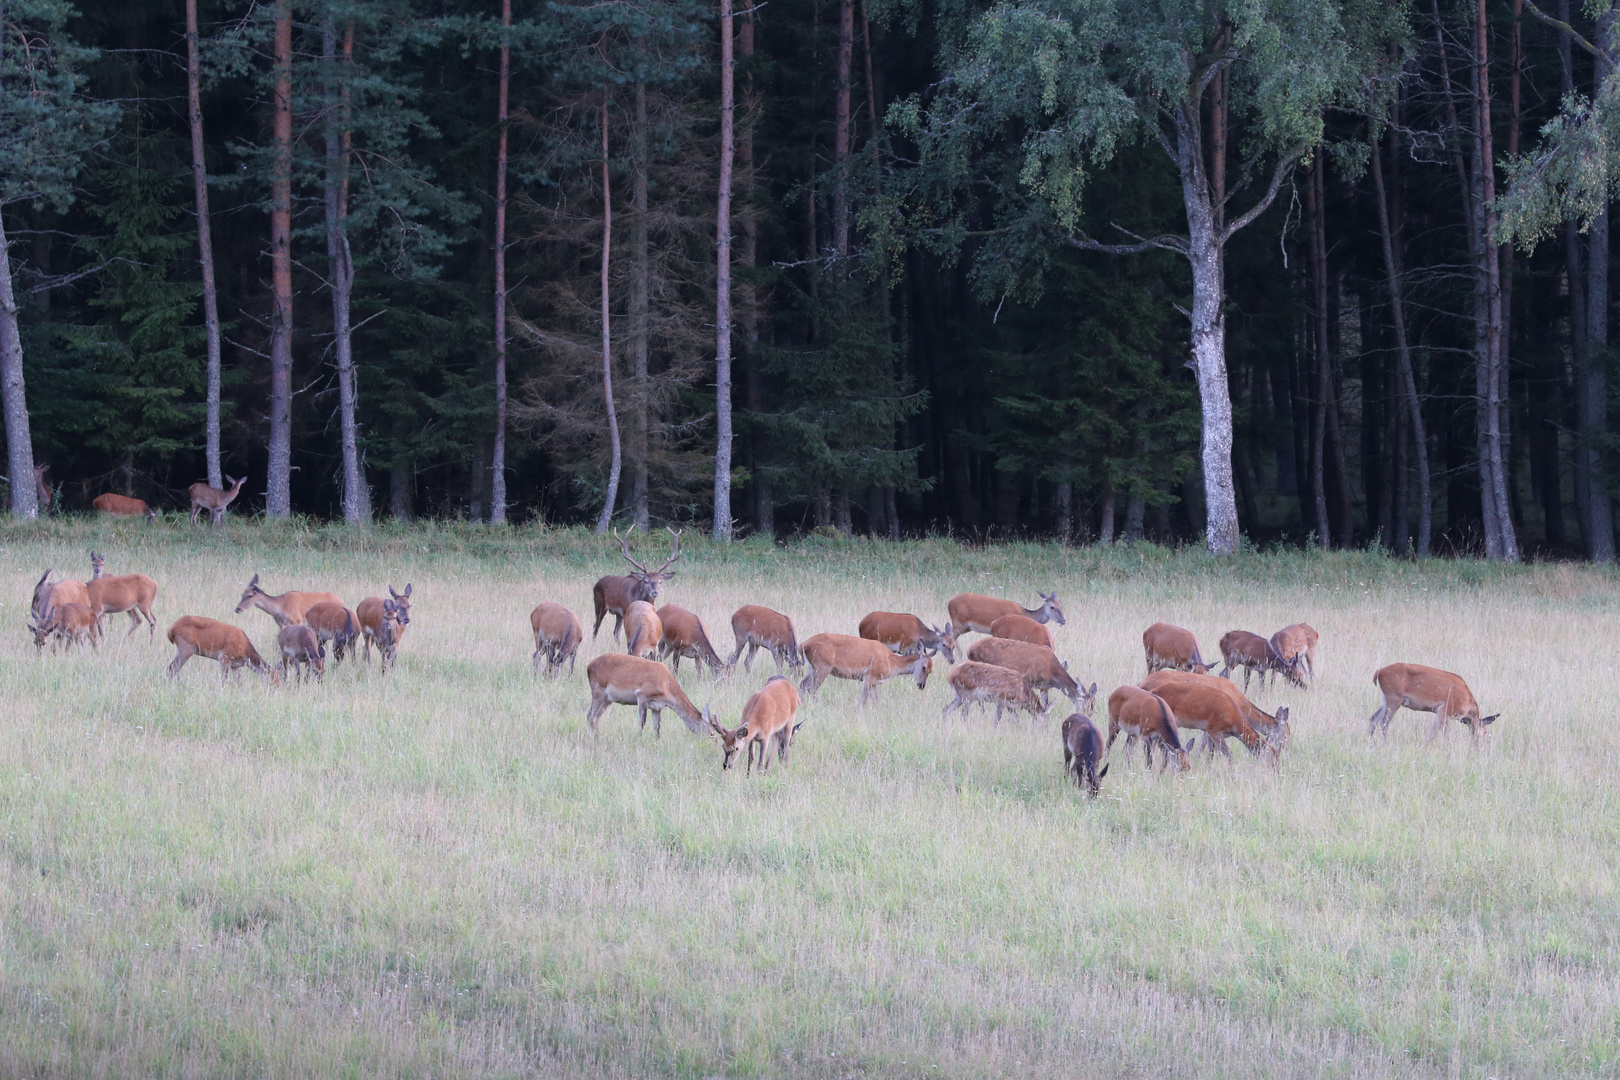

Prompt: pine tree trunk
xmin=325 ymin=23 xmax=367 ymax=526
xmin=832 ymin=0 xmax=852 ymax=261
xmin=266 ymin=0 xmax=294 ymax=519
xmin=1305 ymin=160 xmax=1332 ymax=548
xmin=740 ymin=9 xmax=766 ymax=537
xmin=187 ymin=0 xmax=223 ymax=491
xmin=630 ymin=81 xmax=651 ymax=530
xmin=1124 ymin=490 xmax=1146 ymax=542
xmin=713 ymin=0 xmax=735 ymax=540
xmin=885 ymin=486 xmax=898 ymax=540
xmin=1054 ymin=480 xmax=1072 ymax=544
xmin=0 ymin=211 xmax=37 ymax=518
xmin=1583 ymin=8 xmax=1617 ymax=560
xmin=1557 ymin=0 xmax=1595 ymax=549
xmin=596 ymin=94 xmax=622 ymax=535
xmin=1099 ymin=485 xmax=1116 ymax=544
xmin=491 ymin=0 xmax=511 ymax=524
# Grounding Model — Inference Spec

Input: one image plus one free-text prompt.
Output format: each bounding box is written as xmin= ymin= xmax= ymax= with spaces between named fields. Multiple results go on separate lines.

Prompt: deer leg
xmin=651 ymin=708 xmax=663 ymax=738
xmin=585 ymin=691 xmax=608 ymax=732
xmin=167 ymin=644 xmax=194 ymax=678
xmin=743 ymin=642 xmax=758 ymax=673
xmin=1426 ymin=707 xmax=1449 ymax=744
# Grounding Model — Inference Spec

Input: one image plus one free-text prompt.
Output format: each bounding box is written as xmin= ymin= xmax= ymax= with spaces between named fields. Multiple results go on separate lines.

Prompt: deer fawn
xmin=728 ymin=605 xmax=803 ymax=674
xmin=710 ymin=676 xmax=800 ymax=774
xmin=1062 ymin=712 xmax=1110 ymax=797
xmin=166 ymin=616 xmax=274 ymax=683
xmin=624 ymin=600 xmax=663 ymax=659
xmin=86 ymin=551 xmax=159 ymax=640
xmin=31 ymin=603 xmax=101 ymax=653
xmin=1218 ymin=630 xmax=1303 ymax=691
xmin=236 ymin=574 xmax=343 ymax=627
xmin=942 ymin=660 xmax=1044 ymax=724
xmin=277 ymin=624 xmax=325 ymax=684
xmin=1368 ymin=663 xmax=1497 ymax=743
xmin=357 ymin=584 xmax=412 ymax=665
xmin=798 ymin=633 xmax=932 ymax=704
xmin=1142 ymin=622 xmax=1210 ymax=675
xmin=92 ymin=493 xmax=158 ymax=523
xmin=531 ymin=602 xmax=583 ymax=675
xmin=1106 ymin=685 xmax=1189 ymax=773
xmin=966 ymin=637 xmax=1095 ymax=712
xmin=989 ymin=612 xmax=1055 ymax=649
xmin=188 ymin=475 xmax=246 ymax=525
xmin=584 ymin=653 xmax=712 ymax=737
xmin=1139 ymin=672 xmax=1289 ymax=766
xmin=947 ymin=591 xmax=1065 ymax=637
xmin=1270 ymin=623 xmax=1319 ymax=684
xmin=857 ymin=611 xmax=958 ymax=663
xmin=302 ymin=602 xmax=360 ymax=666
xmin=593 ymin=525 xmax=680 ymax=641
xmin=656 ymin=604 xmax=727 ymax=675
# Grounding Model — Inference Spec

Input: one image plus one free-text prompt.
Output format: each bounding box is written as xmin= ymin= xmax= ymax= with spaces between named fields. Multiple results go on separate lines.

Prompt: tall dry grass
xmin=0 ymin=519 xmax=1615 ymax=1078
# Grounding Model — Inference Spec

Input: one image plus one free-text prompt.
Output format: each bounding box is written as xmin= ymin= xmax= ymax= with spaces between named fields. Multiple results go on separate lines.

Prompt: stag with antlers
xmin=591 ymin=525 xmax=681 ymax=643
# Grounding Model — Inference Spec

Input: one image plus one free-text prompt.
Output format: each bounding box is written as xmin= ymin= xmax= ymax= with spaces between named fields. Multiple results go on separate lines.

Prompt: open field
xmin=1 ymin=520 xmax=1616 ymax=1078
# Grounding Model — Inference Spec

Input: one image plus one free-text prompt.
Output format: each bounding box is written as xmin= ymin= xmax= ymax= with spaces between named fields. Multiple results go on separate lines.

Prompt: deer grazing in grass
xmin=1139 ymin=672 xmax=1289 ymax=766
xmin=86 ymin=551 xmax=158 ymax=640
xmin=624 ymin=600 xmax=663 ymax=659
xmin=1143 ymin=622 xmax=1210 ymax=675
xmin=188 ymin=475 xmax=246 ymax=525
xmin=302 ymin=602 xmax=360 ymax=666
xmin=357 ymin=584 xmax=411 ymax=665
xmin=1218 ymin=630 xmax=1304 ymax=691
xmin=1106 ymin=685 xmax=1189 ymax=773
xmin=728 ymin=604 xmax=802 ymax=674
xmin=1062 ymin=712 xmax=1110 ymax=797
xmin=531 ymin=602 xmax=583 ymax=675
xmin=584 ymin=653 xmax=712 ymax=737
xmin=1142 ymin=670 xmax=1289 ymax=740
xmin=1367 ymin=663 xmax=1497 ymax=744
xmin=30 ymin=603 xmax=101 ymax=653
xmin=166 ymin=616 xmax=274 ymax=683
xmin=31 ymin=569 xmax=90 ymax=627
xmin=941 ymin=660 xmax=1044 ymax=724
xmin=92 ymin=493 xmax=158 ymax=523
xmin=857 ymin=611 xmax=958 ymax=663
xmin=1270 ymin=623 xmax=1320 ymax=684
xmin=966 ymin=637 xmax=1095 ymax=713
xmin=798 ymin=633 xmax=932 ymax=704
xmin=989 ymin=612 xmax=1054 ymax=649
xmin=276 ymin=624 xmax=325 ymax=684
xmin=656 ymin=604 xmax=727 ymax=675
xmin=236 ymin=574 xmax=343 ymax=627
xmin=710 ymin=676 xmax=801 ymax=774
xmin=592 ymin=525 xmax=680 ymax=642
xmin=947 ymin=591 xmax=1065 ymax=637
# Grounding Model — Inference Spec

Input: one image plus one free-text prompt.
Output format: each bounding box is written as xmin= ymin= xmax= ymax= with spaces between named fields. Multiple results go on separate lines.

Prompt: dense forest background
xmin=4 ymin=0 xmax=1620 ymax=559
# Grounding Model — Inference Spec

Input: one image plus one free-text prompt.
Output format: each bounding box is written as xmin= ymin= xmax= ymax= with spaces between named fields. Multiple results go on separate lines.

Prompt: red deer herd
xmin=22 ymin=524 xmax=1500 ymax=789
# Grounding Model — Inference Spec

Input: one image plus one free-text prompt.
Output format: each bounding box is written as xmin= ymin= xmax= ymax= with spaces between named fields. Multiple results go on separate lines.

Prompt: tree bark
xmin=832 ymin=0 xmax=853 ymax=261
xmin=325 ymin=22 xmax=368 ymax=526
xmin=186 ymin=0 xmax=223 ymax=491
xmin=491 ymin=0 xmax=511 ymax=524
xmin=595 ymin=94 xmax=622 ymax=534
xmin=1583 ymin=7 xmax=1617 ymax=559
xmin=713 ymin=0 xmax=736 ymax=540
xmin=0 ymin=211 xmax=37 ymax=517
xmin=266 ymin=0 xmax=294 ymax=519
xmin=1054 ymin=480 xmax=1072 ymax=543
xmin=1098 ymin=485 xmax=1116 ymax=544
xmin=1304 ymin=159 xmax=1332 ymax=548
xmin=630 ymin=81 xmax=651 ymax=529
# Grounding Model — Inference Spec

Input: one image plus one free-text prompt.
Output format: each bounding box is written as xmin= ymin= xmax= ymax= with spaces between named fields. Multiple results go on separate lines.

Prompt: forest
xmin=1 ymin=0 xmax=1617 ymax=560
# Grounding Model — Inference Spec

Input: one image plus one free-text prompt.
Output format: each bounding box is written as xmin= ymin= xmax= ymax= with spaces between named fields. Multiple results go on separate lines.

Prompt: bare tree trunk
xmin=885 ymin=486 xmax=898 ymax=539
xmin=1305 ymin=160 xmax=1332 ymax=548
xmin=713 ymin=0 xmax=735 ymax=540
xmin=740 ymin=9 xmax=768 ymax=537
xmin=0 ymin=211 xmax=37 ymax=517
xmin=491 ymin=0 xmax=511 ymax=524
xmin=187 ymin=0 xmax=223 ymax=491
xmin=1558 ymin=0 xmax=1596 ymax=549
xmin=266 ymin=0 xmax=294 ymax=519
xmin=325 ymin=22 xmax=368 ymax=526
xmin=595 ymin=95 xmax=622 ymax=535
xmin=1584 ymin=8 xmax=1617 ymax=560
xmin=630 ymin=81 xmax=650 ymax=529
xmin=1098 ymin=485 xmax=1116 ymax=544
xmin=834 ymin=488 xmax=852 ymax=535
xmin=1054 ymin=480 xmax=1072 ymax=544
xmin=832 ymin=0 xmax=852 ymax=261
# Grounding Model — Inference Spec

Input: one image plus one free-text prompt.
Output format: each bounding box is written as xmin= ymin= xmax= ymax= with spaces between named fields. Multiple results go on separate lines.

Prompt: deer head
xmin=1039 ymin=591 xmax=1066 ymax=626
xmin=389 ymin=583 xmax=413 ymax=624
xmin=90 ymin=551 xmax=105 ymax=580
xmin=236 ymin=574 xmax=265 ymax=613
xmin=613 ymin=525 xmax=682 ymax=601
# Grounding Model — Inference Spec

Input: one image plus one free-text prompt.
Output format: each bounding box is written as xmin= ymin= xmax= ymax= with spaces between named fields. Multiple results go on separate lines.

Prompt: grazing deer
xmin=798 ymin=633 xmax=932 ymax=704
xmin=1106 ymin=685 xmax=1189 ymax=773
xmin=1218 ymin=630 xmax=1304 ymax=691
xmin=531 ymin=602 xmax=583 ymax=675
xmin=857 ymin=611 xmax=958 ymax=663
xmin=947 ymin=591 xmax=1065 ymax=636
xmin=85 ymin=551 xmax=159 ymax=640
xmin=1141 ymin=670 xmax=1289 ymax=739
xmin=592 ymin=525 xmax=680 ymax=641
xmin=236 ymin=574 xmax=343 ymax=627
xmin=584 ymin=653 xmax=712 ymax=737
xmin=357 ymin=584 xmax=412 ymax=664
xmin=302 ymin=601 xmax=360 ymax=666
xmin=710 ymin=676 xmax=800 ymax=774
xmin=941 ymin=660 xmax=1044 ymax=724
xmin=989 ymin=612 xmax=1055 ymax=649
xmin=188 ymin=474 xmax=246 ymax=525
xmin=1368 ymin=663 xmax=1497 ymax=743
xmin=30 ymin=603 xmax=101 ymax=653
xmin=1139 ymin=673 xmax=1289 ymax=766
xmin=276 ymin=624 xmax=325 ymax=684
xmin=34 ymin=463 xmax=51 ymax=512
xmin=1061 ymin=712 xmax=1110 ymax=797
xmin=966 ymin=637 xmax=1095 ymax=712
xmin=624 ymin=600 xmax=663 ymax=659
xmin=1270 ymin=623 xmax=1320 ymax=683
xmin=728 ymin=604 xmax=802 ymax=674
xmin=30 ymin=569 xmax=91 ymax=626
xmin=166 ymin=615 xmax=274 ymax=683
xmin=92 ymin=493 xmax=158 ymax=523
xmin=656 ymin=603 xmax=727 ymax=675
xmin=1143 ymin=622 xmax=1210 ymax=675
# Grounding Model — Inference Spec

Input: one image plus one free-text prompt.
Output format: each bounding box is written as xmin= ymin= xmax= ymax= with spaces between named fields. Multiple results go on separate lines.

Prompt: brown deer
xmin=656 ymin=603 xmax=727 ymax=675
xmin=624 ymin=600 xmax=663 ymax=659
xmin=86 ymin=551 xmax=159 ymax=640
xmin=709 ymin=676 xmax=800 ymax=774
xmin=357 ymin=584 xmax=412 ymax=664
xmin=30 ymin=569 xmax=91 ymax=626
xmin=1368 ymin=663 xmax=1497 ymax=743
xmin=798 ymin=633 xmax=932 ymax=704
xmin=727 ymin=604 xmax=802 ymax=674
xmin=531 ymin=602 xmax=583 ymax=675
xmin=1270 ymin=623 xmax=1320 ymax=683
xmin=166 ymin=615 xmax=274 ymax=683
xmin=34 ymin=463 xmax=51 ymax=512
xmin=302 ymin=601 xmax=360 ymax=666
xmin=1105 ymin=685 xmax=1189 ymax=773
xmin=1218 ymin=630 xmax=1304 ymax=691
xmin=1061 ymin=712 xmax=1110 ymax=797
xmin=947 ymin=591 xmax=1065 ymax=636
xmin=941 ymin=660 xmax=1044 ymax=724
xmin=1139 ymin=673 xmax=1289 ymax=766
xmin=92 ymin=493 xmax=158 ymax=523
xmin=30 ymin=603 xmax=101 ymax=653
xmin=989 ymin=612 xmax=1055 ymax=649
xmin=966 ymin=637 xmax=1095 ymax=712
xmin=592 ymin=525 xmax=680 ymax=641
xmin=276 ymin=624 xmax=325 ymax=684
xmin=366 ymin=599 xmax=407 ymax=672
xmin=857 ymin=611 xmax=958 ymax=663
xmin=1143 ymin=622 xmax=1210 ymax=675
xmin=1141 ymin=670 xmax=1289 ymax=739
xmin=188 ymin=474 xmax=246 ymax=525
xmin=584 ymin=653 xmax=712 ymax=737
xmin=236 ymin=574 xmax=344 ymax=627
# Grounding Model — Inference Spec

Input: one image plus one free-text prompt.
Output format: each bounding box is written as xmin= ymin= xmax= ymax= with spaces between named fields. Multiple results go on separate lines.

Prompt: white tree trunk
xmin=0 ymin=211 xmax=38 ymax=518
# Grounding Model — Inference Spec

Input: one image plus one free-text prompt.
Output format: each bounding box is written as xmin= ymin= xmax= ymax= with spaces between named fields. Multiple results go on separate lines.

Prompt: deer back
xmin=990 ymin=613 xmax=1055 ymax=649
xmin=858 ymin=611 xmax=927 ymax=652
xmin=1143 ymin=622 xmax=1205 ymax=669
xmin=1374 ymin=663 xmax=1480 ymax=720
xmin=86 ymin=573 xmax=157 ymax=615
xmin=966 ymin=637 xmax=1073 ymax=689
xmin=732 ymin=604 xmax=797 ymax=650
xmin=169 ymin=615 xmax=257 ymax=663
xmin=532 ymin=601 xmax=581 ymax=643
xmin=950 ymin=660 xmax=1039 ymax=706
xmin=93 ymin=493 xmax=155 ymax=519
xmin=741 ymin=676 xmax=800 ymax=737
xmin=624 ymin=601 xmax=663 ymax=658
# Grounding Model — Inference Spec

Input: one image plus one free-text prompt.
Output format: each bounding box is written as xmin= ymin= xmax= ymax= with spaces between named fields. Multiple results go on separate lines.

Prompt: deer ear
xmin=1479 ymin=714 xmax=1498 ymax=726
xmin=249 ymin=573 xmax=260 ymax=588
xmin=404 ymin=583 xmax=412 ymax=597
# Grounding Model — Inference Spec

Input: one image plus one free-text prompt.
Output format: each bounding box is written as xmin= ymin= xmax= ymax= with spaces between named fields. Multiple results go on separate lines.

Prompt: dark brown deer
xmin=34 ymin=463 xmax=51 ymax=512
xmin=857 ymin=611 xmax=958 ymax=663
xmin=92 ymin=493 xmax=158 ymax=523
xmin=357 ymin=584 xmax=412 ymax=664
xmin=302 ymin=601 xmax=361 ymax=665
xmin=86 ymin=552 xmax=159 ymax=640
xmin=728 ymin=605 xmax=802 ymax=674
xmin=276 ymin=624 xmax=325 ymax=683
xmin=189 ymin=475 xmax=246 ymax=525
xmin=1061 ymin=713 xmax=1109 ymax=797
xmin=531 ymin=602 xmax=583 ymax=675
xmin=592 ymin=525 xmax=680 ymax=642
xmin=657 ymin=603 xmax=727 ymax=675
xmin=1218 ymin=630 xmax=1304 ymax=691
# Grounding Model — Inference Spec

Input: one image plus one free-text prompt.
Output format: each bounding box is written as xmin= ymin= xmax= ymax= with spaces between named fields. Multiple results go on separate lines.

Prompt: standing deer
xmin=531 ymin=602 xmax=583 ymax=675
xmin=947 ymin=591 xmax=1065 ymax=636
xmin=624 ymin=600 xmax=663 ymax=659
xmin=92 ymin=493 xmax=158 ymax=523
xmin=1105 ymin=685 xmax=1189 ymax=773
xmin=85 ymin=553 xmax=159 ymax=640
xmin=1142 ymin=622 xmax=1210 ymax=674
xmin=710 ymin=676 xmax=801 ymax=774
xmin=966 ymin=637 xmax=1095 ymax=712
xmin=592 ymin=525 xmax=680 ymax=641
xmin=1270 ymin=623 xmax=1320 ymax=683
xmin=1218 ymin=630 xmax=1304 ymax=691
xmin=302 ymin=601 xmax=361 ymax=666
xmin=276 ymin=624 xmax=325 ymax=684
xmin=1139 ymin=673 xmax=1289 ymax=766
xmin=989 ymin=612 xmax=1055 ymax=649
xmin=357 ymin=584 xmax=412 ymax=664
xmin=1367 ymin=663 xmax=1497 ymax=743
xmin=189 ymin=475 xmax=246 ymax=525
xmin=166 ymin=615 xmax=274 ymax=682
xmin=365 ymin=599 xmax=407 ymax=673
xmin=798 ymin=633 xmax=932 ymax=704
xmin=31 ymin=569 xmax=90 ymax=626
xmin=728 ymin=605 xmax=802 ymax=674
xmin=1061 ymin=712 xmax=1110 ymax=797
xmin=857 ymin=611 xmax=958 ymax=663
xmin=236 ymin=574 xmax=343 ymax=627
xmin=656 ymin=603 xmax=727 ymax=675
xmin=941 ymin=660 xmax=1044 ymax=724
xmin=30 ymin=603 xmax=101 ymax=653
xmin=584 ymin=653 xmax=712 ymax=737
xmin=1140 ymin=670 xmax=1289 ymax=740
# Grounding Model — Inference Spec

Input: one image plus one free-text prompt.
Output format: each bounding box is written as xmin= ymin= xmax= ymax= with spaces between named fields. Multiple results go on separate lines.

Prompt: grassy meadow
xmin=0 ymin=519 xmax=1616 ymax=1078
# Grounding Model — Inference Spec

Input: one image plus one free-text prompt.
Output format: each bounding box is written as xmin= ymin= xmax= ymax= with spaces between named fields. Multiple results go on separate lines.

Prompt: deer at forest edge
xmin=236 ymin=574 xmax=344 ymax=627
xmin=728 ymin=604 xmax=802 ymax=674
xmin=584 ymin=653 xmax=712 ymax=737
xmin=1367 ymin=663 xmax=1497 ymax=744
xmin=857 ymin=611 xmax=958 ymax=663
xmin=189 ymin=475 xmax=246 ymax=525
xmin=710 ymin=676 xmax=800 ymax=774
xmin=941 ymin=660 xmax=1044 ymax=724
xmin=1269 ymin=623 xmax=1320 ymax=684
xmin=166 ymin=615 xmax=275 ymax=683
xmin=92 ymin=493 xmax=158 ymax=523
xmin=302 ymin=602 xmax=360 ymax=666
xmin=965 ymin=637 xmax=1095 ymax=712
xmin=1143 ymin=622 xmax=1210 ymax=675
xmin=31 ymin=603 xmax=100 ymax=653
xmin=624 ymin=600 xmax=663 ymax=659
xmin=656 ymin=603 xmax=727 ymax=675
xmin=592 ymin=525 xmax=680 ymax=642
xmin=1061 ymin=712 xmax=1110 ymax=797
xmin=357 ymin=585 xmax=412 ymax=665
xmin=1139 ymin=672 xmax=1289 ymax=766
xmin=86 ymin=551 xmax=159 ymax=640
xmin=34 ymin=463 xmax=50 ymax=512
xmin=989 ymin=612 xmax=1055 ymax=649
xmin=1218 ymin=630 xmax=1304 ymax=691
xmin=947 ymin=591 xmax=1065 ymax=637
xmin=798 ymin=633 xmax=932 ymax=704
xmin=277 ymin=624 xmax=325 ymax=684
xmin=531 ymin=602 xmax=583 ymax=675
xmin=1105 ymin=685 xmax=1189 ymax=773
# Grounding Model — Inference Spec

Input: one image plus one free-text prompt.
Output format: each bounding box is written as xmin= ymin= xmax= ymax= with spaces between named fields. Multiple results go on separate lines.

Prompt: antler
xmin=613 ymin=525 xmax=652 ymax=576
xmin=652 ymin=527 xmax=682 ymax=574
